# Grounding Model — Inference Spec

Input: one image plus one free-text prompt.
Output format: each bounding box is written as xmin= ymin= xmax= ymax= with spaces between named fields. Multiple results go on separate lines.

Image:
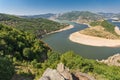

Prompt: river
xmin=42 ymin=20 xmax=120 ymax=60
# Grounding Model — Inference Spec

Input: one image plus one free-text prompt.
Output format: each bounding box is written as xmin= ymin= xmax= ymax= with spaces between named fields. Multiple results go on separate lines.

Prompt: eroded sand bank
xmin=69 ymin=32 xmax=120 ymax=47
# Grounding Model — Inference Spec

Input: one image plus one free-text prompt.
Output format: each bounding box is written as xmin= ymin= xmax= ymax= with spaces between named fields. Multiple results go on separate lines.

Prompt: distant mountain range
xmin=57 ymin=11 xmax=103 ymax=23
xmin=114 ymin=14 xmax=120 ymax=20
xmin=1 ymin=11 xmax=120 ymax=37
xmin=98 ymin=12 xmax=120 ymax=20
xmin=21 ymin=13 xmax=56 ymax=19
xmin=19 ymin=11 xmax=120 ymax=21
xmin=98 ymin=12 xmax=116 ymax=18
xmin=56 ymin=11 xmax=120 ymax=22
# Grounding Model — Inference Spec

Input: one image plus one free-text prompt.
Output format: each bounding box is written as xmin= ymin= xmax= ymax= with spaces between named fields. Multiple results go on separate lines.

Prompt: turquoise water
xmin=42 ymin=21 xmax=120 ymax=60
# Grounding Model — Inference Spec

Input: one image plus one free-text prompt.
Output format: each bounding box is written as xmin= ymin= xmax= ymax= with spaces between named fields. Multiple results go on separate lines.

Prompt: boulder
xmin=57 ymin=63 xmax=73 ymax=80
xmin=39 ymin=68 xmax=65 ymax=80
xmin=57 ymin=62 xmax=65 ymax=72
xmin=40 ymin=63 xmax=73 ymax=80
xmin=39 ymin=63 xmax=96 ymax=80
xmin=99 ymin=53 xmax=120 ymax=66
xmin=39 ymin=76 xmax=50 ymax=80
xmin=74 ymin=72 xmax=96 ymax=80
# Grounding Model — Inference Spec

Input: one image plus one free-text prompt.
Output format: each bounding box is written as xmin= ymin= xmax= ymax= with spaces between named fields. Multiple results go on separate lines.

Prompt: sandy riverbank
xmin=69 ymin=32 xmax=120 ymax=47
xmin=47 ymin=25 xmax=74 ymax=35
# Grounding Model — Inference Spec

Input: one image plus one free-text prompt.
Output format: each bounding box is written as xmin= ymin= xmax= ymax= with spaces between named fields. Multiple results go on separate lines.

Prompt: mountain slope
xmin=21 ymin=13 xmax=56 ymax=19
xmin=0 ymin=13 xmax=67 ymax=37
xmin=98 ymin=12 xmax=116 ymax=18
xmin=57 ymin=11 xmax=103 ymax=23
xmin=0 ymin=24 xmax=50 ymax=61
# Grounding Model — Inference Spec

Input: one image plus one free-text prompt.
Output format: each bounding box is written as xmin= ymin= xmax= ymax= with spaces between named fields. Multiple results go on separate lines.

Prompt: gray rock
xmin=39 ymin=63 xmax=96 ymax=80
xmin=57 ymin=62 xmax=64 ymax=73
xmin=57 ymin=63 xmax=73 ymax=80
xmin=75 ymin=72 xmax=96 ymax=80
xmin=39 ymin=68 xmax=65 ymax=80
xmin=39 ymin=76 xmax=50 ymax=80
xmin=99 ymin=53 xmax=120 ymax=66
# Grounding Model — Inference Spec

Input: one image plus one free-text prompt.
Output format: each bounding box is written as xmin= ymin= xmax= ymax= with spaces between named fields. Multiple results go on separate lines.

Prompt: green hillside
xmin=0 ymin=24 xmax=120 ymax=80
xmin=58 ymin=11 xmax=103 ymax=23
xmin=80 ymin=20 xmax=120 ymax=39
xmin=0 ymin=13 xmax=67 ymax=37
xmin=0 ymin=24 xmax=50 ymax=61
xmin=21 ymin=13 xmax=56 ymax=19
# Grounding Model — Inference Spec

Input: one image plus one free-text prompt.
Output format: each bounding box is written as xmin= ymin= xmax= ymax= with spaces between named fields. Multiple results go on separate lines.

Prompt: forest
xmin=0 ymin=13 xmax=67 ymax=37
xmin=0 ymin=24 xmax=120 ymax=80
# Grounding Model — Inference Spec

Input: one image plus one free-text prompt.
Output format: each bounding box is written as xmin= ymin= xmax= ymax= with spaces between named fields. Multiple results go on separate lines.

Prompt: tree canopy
xmin=0 ymin=24 xmax=50 ymax=61
xmin=0 ymin=13 xmax=67 ymax=37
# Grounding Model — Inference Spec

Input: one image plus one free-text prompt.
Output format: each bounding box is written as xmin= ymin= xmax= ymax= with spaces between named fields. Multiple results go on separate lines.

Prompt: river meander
xmin=42 ymin=21 xmax=120 ymax=60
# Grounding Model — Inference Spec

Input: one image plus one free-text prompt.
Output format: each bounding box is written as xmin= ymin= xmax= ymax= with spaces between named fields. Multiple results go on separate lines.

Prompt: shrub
xmin=101 ymin=20 xmax=115 ymax=33
xmin=90 ymin=21 xmax=101 ymax=26
xmin=0 ymin=57 xmax=14 ymax=80
xmin=0 ymin=24 xmax=50 ymax=62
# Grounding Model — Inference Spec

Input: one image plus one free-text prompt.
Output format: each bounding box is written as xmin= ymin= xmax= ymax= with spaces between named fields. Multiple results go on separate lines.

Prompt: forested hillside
xmin=21 ymin=13 xmax=56 ymax=19
xmin=0 ymin=13 xmax=67 ymax=37
xmin=57 ymin=11 xmax=103 ymax=23
xmin=0 ymin=24 xmax=120 ymax=80
xmin=0 ymin=24 xmax=50 ymax=61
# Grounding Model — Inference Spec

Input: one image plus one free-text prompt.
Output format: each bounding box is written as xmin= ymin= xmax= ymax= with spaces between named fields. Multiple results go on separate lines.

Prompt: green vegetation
xmin=11 ymin=51 xmax=120 ymax=80
xmin=41 ymin=51 xmax=120 ymax=80
xmin=58 ymin=11 xmax=103 ymax=21
xmin=0 ymin=24 xmax=50 ymax=79
xmin=80 ymin=20 xmax=120 ymax=39
xmin=0 ymin=22 xmax=120 ymax=80
xmin=0 ymin=57 xmax=14 ymax=80
xmin=59 ymin=52 xmax=120 ymax=80
xmin=101 ymin=20 xmax=115 ymax=34
xmin=0 ymin=24 xmax=50 ymax=61
xmin=0 ymin=13 xmax=67 ymax=37
xmin=21 ymin=13 xmax=55 ymax=19
xmin=90 ymin=20 xmax=116 ymax=33
xmin=90 ymin=21 xmax=101 ymax=26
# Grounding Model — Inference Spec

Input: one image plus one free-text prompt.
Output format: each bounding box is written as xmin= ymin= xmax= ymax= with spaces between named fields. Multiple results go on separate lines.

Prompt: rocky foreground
xmin=39 ymin=63 xmax=95 ymax=80
xmin=39 ymin=54 xmax=120 ymax=80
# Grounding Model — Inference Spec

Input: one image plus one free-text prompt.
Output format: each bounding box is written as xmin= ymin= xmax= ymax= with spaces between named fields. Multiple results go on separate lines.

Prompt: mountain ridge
xmin=57 ymin=11 xmax=103 ymax=23
xmin=0 ymin=13 xmax=67 ymax=37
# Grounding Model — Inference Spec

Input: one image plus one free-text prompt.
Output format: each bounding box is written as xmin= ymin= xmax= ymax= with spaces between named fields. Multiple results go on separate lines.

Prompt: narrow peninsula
xmin=69 ymin=20 xmax=120 ymax=47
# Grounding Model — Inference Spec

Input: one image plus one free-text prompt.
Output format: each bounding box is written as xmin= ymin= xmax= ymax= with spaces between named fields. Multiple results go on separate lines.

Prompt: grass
xmin=80 ymin=20 xmax=120 ymax=39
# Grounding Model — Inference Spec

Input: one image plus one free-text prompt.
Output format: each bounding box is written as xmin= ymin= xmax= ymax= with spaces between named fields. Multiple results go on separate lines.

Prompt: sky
xmin=0 ymin=0 xmax=120 ymax=15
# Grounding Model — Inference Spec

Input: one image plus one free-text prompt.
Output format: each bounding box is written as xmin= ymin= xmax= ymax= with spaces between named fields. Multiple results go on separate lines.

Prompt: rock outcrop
xmin=39 ymin=68 xmax=65 ymax=80
xmin=57 ymin=63 xmax=73 ymax=80
xmin=39 ymin=63 xmax=96 ymax=80
xmin=39 ymin=63 xmax=73 ymax=80
xmin=74 ymin=72 xmax=96 ymax=80
xmin=100 ymin=53 xmax=120 ymax=66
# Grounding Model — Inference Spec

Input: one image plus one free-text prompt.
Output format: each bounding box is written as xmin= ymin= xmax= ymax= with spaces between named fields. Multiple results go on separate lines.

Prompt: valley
xmin=1 ymin=0 xmax=120 ymax=80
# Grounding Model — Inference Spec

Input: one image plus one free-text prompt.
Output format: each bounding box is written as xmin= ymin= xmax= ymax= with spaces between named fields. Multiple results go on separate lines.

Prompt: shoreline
xmin=69 ymin=32 xmax=120 ymax=47
xmin=115 ymin=26 xmax=120 ymax=35
xmin=47 ymin=25 xmax=74 ymax=35
xmin=72 ymin=21 xmax=91 ymax=27
xmin=82 ymin=23 xmax=91 ymax=27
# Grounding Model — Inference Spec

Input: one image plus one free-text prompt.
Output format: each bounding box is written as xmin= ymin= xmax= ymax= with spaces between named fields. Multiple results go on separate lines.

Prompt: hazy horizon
xmin=0 ymin=0 xmax=120 ymax=15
